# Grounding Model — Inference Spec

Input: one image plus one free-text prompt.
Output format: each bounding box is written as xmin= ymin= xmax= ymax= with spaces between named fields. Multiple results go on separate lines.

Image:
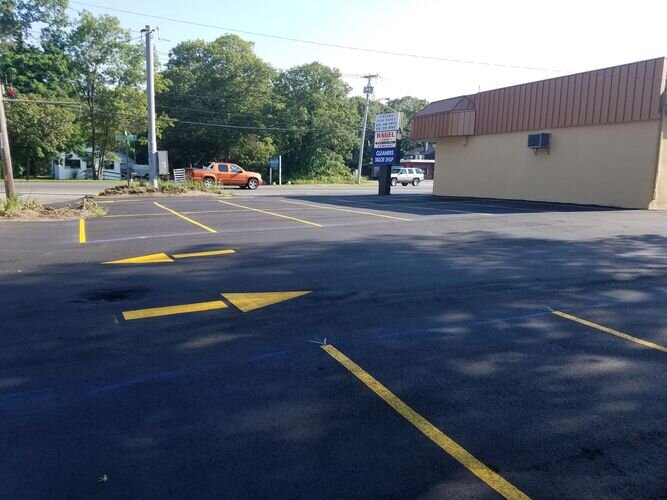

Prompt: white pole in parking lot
xmin=356 ymin=74 xmax=378 ymax=184
xmin=278 ymin=155 xmax=282 ymax=185
xmin=142 ymin=25 xmax=158 ymax=189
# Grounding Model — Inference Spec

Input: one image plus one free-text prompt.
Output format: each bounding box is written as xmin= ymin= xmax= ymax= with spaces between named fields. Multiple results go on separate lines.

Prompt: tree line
xmin=1 ymin=0 xmax=428 ymax=182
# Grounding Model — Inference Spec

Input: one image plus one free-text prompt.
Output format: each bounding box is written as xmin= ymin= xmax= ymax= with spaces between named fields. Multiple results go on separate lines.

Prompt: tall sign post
xmin=269 ymin=155 xmax=282 ymax=185
xmin=373 ymin=112 xmax=402 ymax=195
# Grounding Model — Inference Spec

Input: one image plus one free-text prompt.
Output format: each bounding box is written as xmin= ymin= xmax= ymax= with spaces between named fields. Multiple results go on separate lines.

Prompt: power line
xmin=68 ymin=1 xmax=570 ymax=74
xmin=4 ymin=99 xmax=356 ymax=132
xmin=173 ymin=119 xmax=347 ymax=132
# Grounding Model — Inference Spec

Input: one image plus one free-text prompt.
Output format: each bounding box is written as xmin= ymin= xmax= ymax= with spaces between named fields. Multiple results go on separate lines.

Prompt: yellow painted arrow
xmin=222 ymin=291 xmax=311 ymax=312
xmin=122 ymin=291 xmax=311 ymax=320
xmin=104 ymin=253 xmax=174 ymax=264
xmin=103 ymin=249 xmax=235 ymax=264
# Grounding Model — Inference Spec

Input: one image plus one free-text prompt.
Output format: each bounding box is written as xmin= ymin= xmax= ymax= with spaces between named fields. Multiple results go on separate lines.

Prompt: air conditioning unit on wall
xmin=528 ymin=132 xmax=551 ymax=154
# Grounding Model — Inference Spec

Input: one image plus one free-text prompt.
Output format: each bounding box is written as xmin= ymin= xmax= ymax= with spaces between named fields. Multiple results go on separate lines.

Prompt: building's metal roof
xmin=411 ymin=57 xmax=667 ymax=140
xmin=415 ymin=96 xmax=475 ymax=117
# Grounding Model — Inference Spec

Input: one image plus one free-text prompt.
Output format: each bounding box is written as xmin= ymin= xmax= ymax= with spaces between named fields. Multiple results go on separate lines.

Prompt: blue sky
xmin=68 ymin=0 xmax=667 ymax=102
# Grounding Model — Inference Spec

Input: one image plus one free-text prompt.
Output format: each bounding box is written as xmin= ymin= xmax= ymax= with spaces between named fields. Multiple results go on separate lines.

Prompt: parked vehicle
xmin=391 ymin=167 xmax=424 ymax=186
xmin=121 ymin=164 xmax=149 ymax=180
xmin=186 ymin=162 xmax=263 ymax=189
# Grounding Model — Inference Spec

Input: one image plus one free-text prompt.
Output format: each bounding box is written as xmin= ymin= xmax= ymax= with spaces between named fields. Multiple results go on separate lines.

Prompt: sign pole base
xmin=377 ymin=164 xmax=391 ymax=195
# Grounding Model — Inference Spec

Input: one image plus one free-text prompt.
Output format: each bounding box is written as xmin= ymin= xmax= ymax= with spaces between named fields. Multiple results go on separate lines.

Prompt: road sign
xmin=269 ymin=158 xmax=280 ymax=169
xmin=374 ymin=130 xmax=397 ymax=148
xmin=374 ymin=112 xmax=401 ymax=132
xmin=373 ymin=147 xmax=398 ymax=164
xmin=115 ymin=134 xmax=137 ymax=142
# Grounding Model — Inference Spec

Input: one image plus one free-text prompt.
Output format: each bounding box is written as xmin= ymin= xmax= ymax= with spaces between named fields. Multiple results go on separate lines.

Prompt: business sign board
xmin=268 ymin=158 xmax=280 ymax=169
xmin=374 ymin=130 xmax=397 ymax=148
xmin=373 ymin=147 xmax=398 ymax=164
xmin=374 ymin=112 xmax=402 ymax=132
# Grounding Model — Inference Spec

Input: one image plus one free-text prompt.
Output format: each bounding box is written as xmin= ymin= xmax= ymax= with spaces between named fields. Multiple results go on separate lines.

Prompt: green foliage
xmin=303 ymin=151 xmax=354 ymax=182
xmin=229 ymin=135 xmax=276 ymax=178
xmin=79 ymin=198 xmax=106 ymax=217
xmin=0 ymin=6 xmax=431 ymax=186
xmin=0 ymin=0 xmax=67 ymax=43
xmin=274 ymin=63 xmax=358 ymax=180
xmin=63 ymin=10 xmax=146 ymax=179
xmin=158 ymin=35 xmax=276 ymax=167
xmin=0 ymin=42 xmax=73 ymax=97
xmin=0 ymin=195 xmax=41 ymax=216
xmin=6 ymin=96 xmax=81 ymax=176
xmin=385 ymin=96 xmax=430 ymax=156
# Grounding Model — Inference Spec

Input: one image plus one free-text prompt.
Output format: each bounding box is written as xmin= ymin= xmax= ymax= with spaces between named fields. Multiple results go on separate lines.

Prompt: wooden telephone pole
xmin=0 ymin=83 xmax=15 ymax=198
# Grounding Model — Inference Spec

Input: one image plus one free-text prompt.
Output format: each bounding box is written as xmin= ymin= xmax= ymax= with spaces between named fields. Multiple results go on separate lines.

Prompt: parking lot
xmin=1 ymin=188 xmax=666 ymax=499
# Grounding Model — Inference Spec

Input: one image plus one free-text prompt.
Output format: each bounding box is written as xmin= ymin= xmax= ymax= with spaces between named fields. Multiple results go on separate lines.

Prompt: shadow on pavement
xmin=0 ymin=228 xmax=666 ymax=499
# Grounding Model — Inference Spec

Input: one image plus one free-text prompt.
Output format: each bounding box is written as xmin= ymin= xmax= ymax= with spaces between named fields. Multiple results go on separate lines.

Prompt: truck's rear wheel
xmin=412 ymin=178 xmax=420 ymax=186
xmin=203 ymin=177 xmax=215 ymax=188
xmin=247 ymin=178 xmax=259 ymax=190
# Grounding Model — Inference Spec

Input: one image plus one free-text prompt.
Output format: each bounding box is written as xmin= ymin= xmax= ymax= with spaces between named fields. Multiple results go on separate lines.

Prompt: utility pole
xmin=0 ymin=84 xmax=15 ymax=198
xmin=356 ymin=74 xmax=378 ymax=184
xmin=142 ymin=25 xmax=158 ymax=189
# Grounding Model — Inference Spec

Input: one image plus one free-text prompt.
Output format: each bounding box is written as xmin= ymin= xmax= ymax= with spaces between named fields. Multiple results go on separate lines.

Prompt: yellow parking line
xmin=321 ymin=344 xmax=530 ymax=500
xmin=123 ymin=300 xmax=228 ymax=320
xmin=552 ymin=310 xmax=667 ymax=353
xmin=218 ymin=200 xmax=322 ymax=227
xmin=282 ymin=199 xmax=412 ymax=221
xmin=79 ymin=219 xmax=86 ymax=244
xmin=172 ymin=249 xmax=236 ymax=259
xmin=153 ymin=202 xmax=217 ymax=233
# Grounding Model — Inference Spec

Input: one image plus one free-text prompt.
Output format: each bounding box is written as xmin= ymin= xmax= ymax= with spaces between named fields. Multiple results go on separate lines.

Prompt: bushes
xmin=0 ymin=196 xmax=41 ymax=216
xmin=287 ymin=151 xmax=355 ymax=184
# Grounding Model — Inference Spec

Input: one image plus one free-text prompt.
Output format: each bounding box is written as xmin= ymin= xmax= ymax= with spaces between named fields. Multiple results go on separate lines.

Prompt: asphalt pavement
xmin=2 ymin=179 xmax=430 ymax=204
xmin=1 ymin=187 xmax=666 ymax=499
xmin=2 ymin=181 xmax=123 ymax=204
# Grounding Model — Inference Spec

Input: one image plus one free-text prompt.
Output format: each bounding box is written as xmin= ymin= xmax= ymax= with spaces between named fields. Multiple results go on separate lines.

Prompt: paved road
xmin=2 ymin=180 xmax=432 ymax=204
xmin=1 ymin=190 xmax=666 ymax=499
xmin=2 ymin=181 xmax=120 ymax=204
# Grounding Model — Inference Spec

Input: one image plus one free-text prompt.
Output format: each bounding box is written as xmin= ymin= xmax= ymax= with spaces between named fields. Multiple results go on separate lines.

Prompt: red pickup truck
xmin=186 ymin=162 xmax=263 ymax=190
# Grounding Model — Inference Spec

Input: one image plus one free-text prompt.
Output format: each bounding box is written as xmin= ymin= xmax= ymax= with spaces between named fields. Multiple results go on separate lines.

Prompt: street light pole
xmin=142 ymin=25 xmax=158 ymax=189
xmin=0 ymin=84 xmax=15 ymax=198
xmin=356 ymin=74 xmax=378 ymax=184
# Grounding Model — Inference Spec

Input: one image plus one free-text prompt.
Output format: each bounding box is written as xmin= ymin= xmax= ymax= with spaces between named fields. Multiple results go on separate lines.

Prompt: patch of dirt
xmin=0 ymin=198 xmax=106 ymax=221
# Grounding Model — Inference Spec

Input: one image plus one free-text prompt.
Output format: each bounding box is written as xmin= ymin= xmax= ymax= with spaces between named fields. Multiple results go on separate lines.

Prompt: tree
xmin=274 ymin=63 xmax=358 ymax=180
xmin=159 ymin=35 xmax=276 ymax=168
xmin=0 ymin=38 xmax=81 ymax=178
xmin=229 ymin=135 xmax=276 ymax=178
xmin=6 ymin=98 xmax=80 ymax=178
xmin=64 ymin=11 xmax=145 ymax=178
xmin=0 ymin=0 xmax=67 ymax=44
xmin=385 ymin=96 xmax=429 ymax=156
